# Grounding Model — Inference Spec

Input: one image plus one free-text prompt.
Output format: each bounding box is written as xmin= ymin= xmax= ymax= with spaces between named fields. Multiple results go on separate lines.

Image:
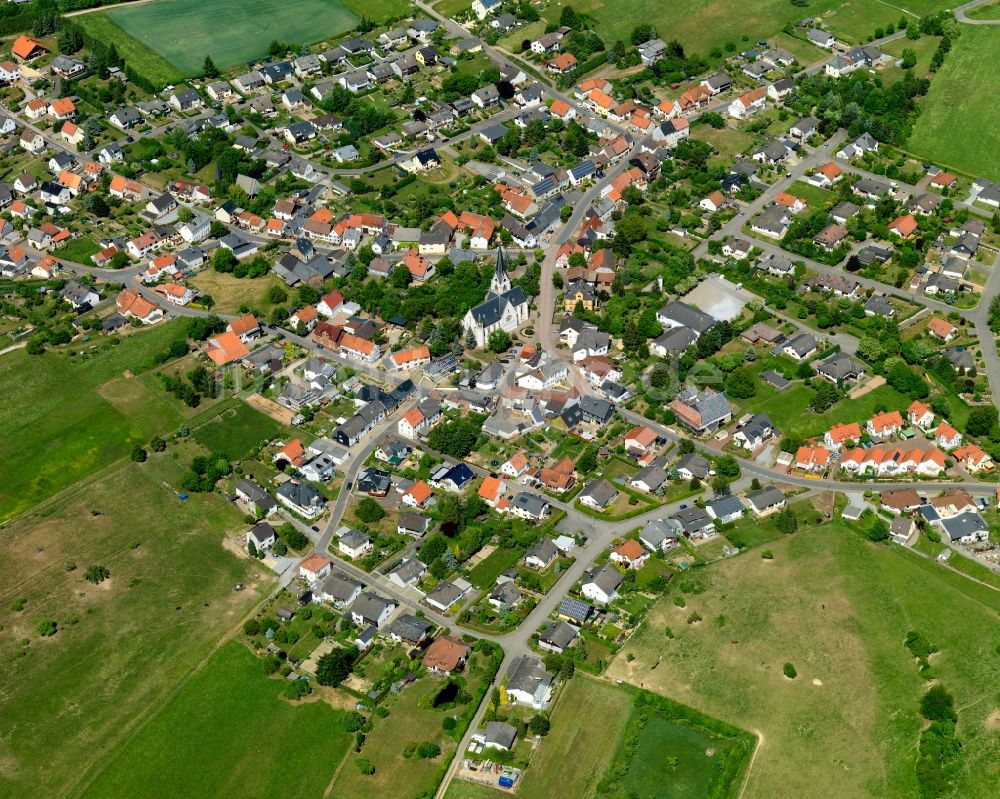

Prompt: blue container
xmin=498 ymin=776 xmax=514 ymax=788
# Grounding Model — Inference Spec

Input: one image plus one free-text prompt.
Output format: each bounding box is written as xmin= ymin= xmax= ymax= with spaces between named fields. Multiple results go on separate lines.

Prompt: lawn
xmin=58 ymin=236 xmax=102 ymax=265
xmin=966 ymin=0 xmax=1000 ymax=18
xmin=75 ymin=12 xmax=185 ymax=87
xmin=696 ymin=124 xmax=754 ymax=165
xmin=79 ymin=641 xmax=354 ymax=799
xmin=786 ymin=179 xmax=835 ymax=209
xmin=0 ymin=454 xmax=270 ymax=798
xmin=0 ymin=320 xmax=189 ymax=520
xmin=606 ymin=518 xmax=1000 ymax=799
xmin=188 ymin=270 xmax=287 ymax=315
xmin=104 ymin=0 xmax=360 ymax=75
xmin=515 ymin=676 xmax=631 ymax=799
xmin=468 ymin=545 xmax=525 ymax=589
xmin=741 ymin=382 xmax=910 ymax=440
xmin=908 ymin=26 xmax=1000 ymax=180
xmin=192 ymin=399 xmax=285 ymax=460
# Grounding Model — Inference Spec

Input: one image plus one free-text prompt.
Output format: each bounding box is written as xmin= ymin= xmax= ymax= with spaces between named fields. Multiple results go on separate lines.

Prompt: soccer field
xmin=105 ymin=0 xmax=361 ymax=75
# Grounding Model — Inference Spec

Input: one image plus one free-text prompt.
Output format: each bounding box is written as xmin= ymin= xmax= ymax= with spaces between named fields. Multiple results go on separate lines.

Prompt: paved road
xmin=955 ymin=0 xmax=1000 ymax=24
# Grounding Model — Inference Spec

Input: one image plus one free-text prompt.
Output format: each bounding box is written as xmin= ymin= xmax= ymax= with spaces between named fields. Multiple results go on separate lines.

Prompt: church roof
xmin=469 ymin=287 xmax=527 ymax=328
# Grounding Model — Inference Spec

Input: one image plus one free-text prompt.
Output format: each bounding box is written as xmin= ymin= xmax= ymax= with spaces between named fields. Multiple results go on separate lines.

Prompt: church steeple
xmin=490 ymin=245 xmax=511 ymax=295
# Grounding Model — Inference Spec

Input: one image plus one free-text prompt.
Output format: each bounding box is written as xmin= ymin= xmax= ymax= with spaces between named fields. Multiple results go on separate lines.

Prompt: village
xmin=2 ymin=0 xmax=1000 ymax=797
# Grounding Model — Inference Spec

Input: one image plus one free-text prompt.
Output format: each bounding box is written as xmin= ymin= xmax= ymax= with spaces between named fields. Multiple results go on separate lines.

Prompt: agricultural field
xmin=0 ymin=320 xmax=189 ymax=521
xmin=79 ymin=642 xmax=355 ymax=799
xmin=514 ymin=676 xmax=630 ymax=799
xmin=908 ymin=27 xmax=1000 ymax=180
xmin=103 ymin=0 xmax=361 ymax=75
xmin=191 ymin=399 xmax=286 ymax=460
xmin=606 ymin=516 xmax=1000 ymax=799
xmin=0 ymin=453 xmax=269 ymax=798
xmin=74 ymin=12 xmax=185 ymax=87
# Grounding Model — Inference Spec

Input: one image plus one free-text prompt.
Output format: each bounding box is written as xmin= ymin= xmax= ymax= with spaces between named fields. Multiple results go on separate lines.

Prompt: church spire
xmin=490 ymin=245 xmax=511 ymax=295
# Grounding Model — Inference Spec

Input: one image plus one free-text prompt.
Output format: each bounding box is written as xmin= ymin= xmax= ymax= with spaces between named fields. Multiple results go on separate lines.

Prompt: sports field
xmin=606 ymin=513 xmax=1000 ymax=799
xmin=104 ymin=0 xmax=361 ymax=75
xmin=908 ymin=27 xmax=1000 ymax=180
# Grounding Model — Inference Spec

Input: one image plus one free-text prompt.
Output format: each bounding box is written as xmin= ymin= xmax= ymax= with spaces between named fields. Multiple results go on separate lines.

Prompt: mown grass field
xmin=967 ymin=0 xmax=1000 ymax=19
xmin=75 ymin=12 xmax=185 ymax=87
xmin=192 ymin=400 xmax=285 ymax=460
xmin=105 ymin=0 xmax=360 ymax=75
xmin=80 ymin=641 xmax=355 ymax=799
xmin=908 ymin=27 xmax=1000 ymax=180
xmin=0 ymin=453 xmax=269 ymax=798
xmin=0 ymin=320 xmax=188 ymax=521
xmin=606 ymin=517 xmax=1000 ymax=799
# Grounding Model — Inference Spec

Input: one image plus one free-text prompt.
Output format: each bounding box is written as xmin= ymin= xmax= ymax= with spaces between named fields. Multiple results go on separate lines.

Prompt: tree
xmin=783 ymin=662 xmax=797 ymax=679
xmin=920 ymin=684 xmax=956 ymax=722
xmin=868 ymin=518 xmax=890 ymax=542
xmin=36 ymin=618 xmax=57 ymax=637
xmin=149 ymin=436 xmax=166 ymax=452
xmin=428 ymin=415 xmax=484 ymax=458
xmin=203 ymin=55 xmax=219 ymax=78
xmin=716 ymin=455 xmax=739 ymax=478
xmin=810 ymin=381 xmax=840 ymax=412
xmin=725 ymin=367 xmax=757 ymax=399
xmin=356 ymin=497 xmax=385 ymax=524
xmin=416 ymin=742 xmax=441 ymax=759
xmin=966 ymin=406 xmax=998 ymax=437
xmin=248 ymin=539 xmax=258 ymax=558
xmin=775 ymin=507 xmax=798 ymax=534
xmin=26 ymin=337 xmax=45 ymax=355
xmin=529 ymin=714 xmax=551 ymax=736
xmin=576 ymin=445 xmax=598 ymax=474
xmin=316 ymin=646 xmax=357 ymax=686
xmin=901 ymin=48 xmax=917 ymax=69
xmin=84 ymin=565 xmax=110 ymax=584
xmin=130 ymin=445 xmax=147 ymax=463
xmin=488 ymin=329 xmax=512 ymax=353
xmin=285 ymin=528 xmax=310 ymax=551
xmin=354 ymin=758 xmax=375 ymax=775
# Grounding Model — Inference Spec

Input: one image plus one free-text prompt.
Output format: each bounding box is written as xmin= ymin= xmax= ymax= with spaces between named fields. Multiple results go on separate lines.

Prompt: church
xmin=462 ymin=247 xmax=529 ymax=348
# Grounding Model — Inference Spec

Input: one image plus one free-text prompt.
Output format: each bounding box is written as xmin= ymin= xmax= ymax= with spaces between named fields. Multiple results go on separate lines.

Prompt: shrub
xmin=761 ymin=549 xmax=774 ymax=560
xmin=783 ymin=662 xmax=797 ymax=679
xmin=36 ymin=619 xmax=57 ymax=637
xmin=416 ymin=742 xmax=441 ymax=759
xmin=84 ymin=564 xmax=110 ymax=584
xmin=354 ymin=758 xmax=375 ymax=775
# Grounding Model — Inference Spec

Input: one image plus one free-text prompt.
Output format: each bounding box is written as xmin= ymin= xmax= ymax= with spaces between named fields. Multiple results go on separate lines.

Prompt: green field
xmin=80 ymin=641 xmax=354 ymax=799
xmin=514 ymin=676 xmax=631 ymax=799
xmin=559 ymin=0 xmax=845 ymax=56
xmin=908 ymin=27 xmax=1000 ymax=180
xmin=104 ymin=0 xmax=361 ymax=76
xmin=192 ymin=400 xmax=285 ymax=460
xmin=741 ymin=382 xmax=910 ymax=440
xmin=0 ymin=320 xmax=188 ymax=521
xmin=607 ymin=517 xmax=1000 ymax=799
xmin=0 ymin=454 xmax=269 ymax=798
xmin=75 ymin=11 xmax=185 ymax=87
xmin=966 ymin=0 xmax=1000 ymax=19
